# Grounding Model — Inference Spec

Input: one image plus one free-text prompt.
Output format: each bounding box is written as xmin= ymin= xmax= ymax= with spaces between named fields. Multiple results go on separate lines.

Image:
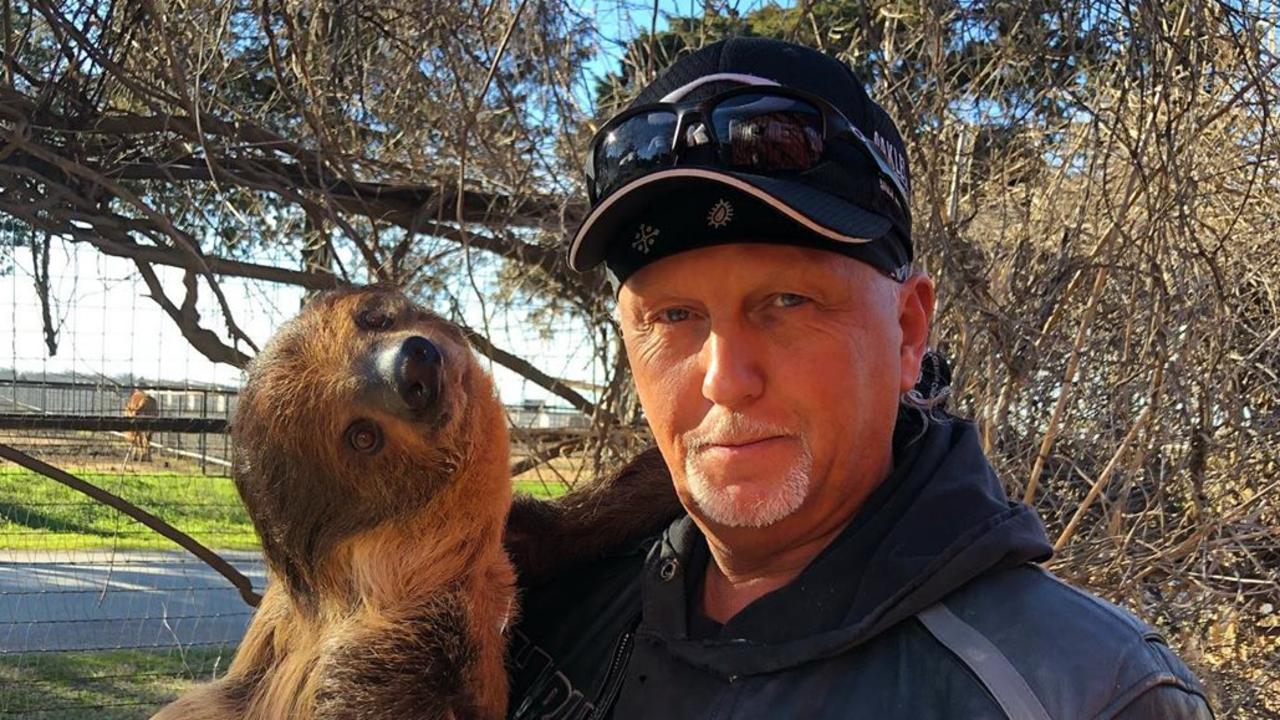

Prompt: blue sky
xmin=581 ymin=0 xmax=790 ymax=101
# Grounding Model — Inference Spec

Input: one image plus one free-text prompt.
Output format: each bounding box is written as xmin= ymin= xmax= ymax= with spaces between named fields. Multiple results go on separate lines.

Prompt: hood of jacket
xmin=637 ymin=411 xmax=1054 ymax=678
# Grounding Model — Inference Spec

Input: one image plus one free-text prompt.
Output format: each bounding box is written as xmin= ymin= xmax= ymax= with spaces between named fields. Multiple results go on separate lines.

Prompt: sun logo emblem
xmin=632 ymin=223 xmax=660 ymax=254
xmin=707 ymin=198 xmax=734 ymax=229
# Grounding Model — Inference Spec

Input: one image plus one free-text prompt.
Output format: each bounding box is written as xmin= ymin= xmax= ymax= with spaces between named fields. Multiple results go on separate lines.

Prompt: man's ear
xmin=897 ymin=272 xmax=936 ymax=394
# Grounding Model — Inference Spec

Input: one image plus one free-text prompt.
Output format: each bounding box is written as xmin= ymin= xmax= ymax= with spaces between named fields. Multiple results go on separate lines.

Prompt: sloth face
xmin=332 ymin=289 xmax=474 ymax=460
xmin=231 ymin=286 xmax=508 ymax=590
xmin=242 ymin=286 xmax=480 ymax=476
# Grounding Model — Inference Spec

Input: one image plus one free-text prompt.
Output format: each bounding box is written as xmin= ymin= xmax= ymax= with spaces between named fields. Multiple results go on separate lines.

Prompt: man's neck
xmin=700 ymin=523 xmax=849 ymax=623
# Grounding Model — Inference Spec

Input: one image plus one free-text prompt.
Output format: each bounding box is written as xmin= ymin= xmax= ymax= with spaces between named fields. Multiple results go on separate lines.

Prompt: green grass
xmin=0 ymin=647 xmax=233 ymax=719
xmin=510 ymin=455 xmax=581 ymax=499
xmin=0 ymin=463 xmax=571 ymax=552
xmin=512 ymin=478 xmax=569 ymax=499
xmin=0 ymin=467 xmax=258 ymax=551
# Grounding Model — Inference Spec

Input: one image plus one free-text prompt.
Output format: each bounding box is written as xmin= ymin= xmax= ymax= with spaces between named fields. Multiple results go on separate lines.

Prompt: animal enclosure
xmin=0 ymin=251 xmax=600 ymax=718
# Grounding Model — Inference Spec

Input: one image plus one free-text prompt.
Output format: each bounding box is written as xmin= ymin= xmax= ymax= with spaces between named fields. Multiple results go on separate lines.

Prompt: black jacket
xmin=507 ymin=415 xmax=1213 ymax=719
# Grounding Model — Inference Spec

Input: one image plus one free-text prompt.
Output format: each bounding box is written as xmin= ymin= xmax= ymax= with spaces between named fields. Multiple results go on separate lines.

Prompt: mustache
xmin=685 ymin=413 xmax=796 ymax=451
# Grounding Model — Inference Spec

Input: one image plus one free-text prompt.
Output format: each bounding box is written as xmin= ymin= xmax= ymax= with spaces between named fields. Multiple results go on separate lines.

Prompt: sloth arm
xmin=504 ymin=447 xmax=684 ymax=587
xmin=312 ymin=592 xmax=480 ymax=720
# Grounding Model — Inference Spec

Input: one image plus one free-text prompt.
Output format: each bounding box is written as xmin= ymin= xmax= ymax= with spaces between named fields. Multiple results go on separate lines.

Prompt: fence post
xmin=200 ymin=390 xmax=208 ymax=475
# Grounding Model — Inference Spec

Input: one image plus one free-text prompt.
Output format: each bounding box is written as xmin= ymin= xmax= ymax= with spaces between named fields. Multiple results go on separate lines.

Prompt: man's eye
xmin=773 ymin=293 xmax=809 ymax=308
xmin=656 ymin=307 xmax=691 ymax=323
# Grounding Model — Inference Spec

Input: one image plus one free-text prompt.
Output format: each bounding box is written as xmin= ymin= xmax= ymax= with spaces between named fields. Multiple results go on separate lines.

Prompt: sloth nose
xmin=397 ymin=336 xmax=443 ymax=411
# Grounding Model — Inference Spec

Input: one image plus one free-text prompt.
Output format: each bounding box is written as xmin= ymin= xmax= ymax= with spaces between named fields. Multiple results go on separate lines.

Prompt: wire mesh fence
xmin=0 ymin=372 xmax=599 ymax=718
xmin=0 ymin=375 xmax=258 ymax=718
xmin=3 ymin=0 xmax=1280 ymax=712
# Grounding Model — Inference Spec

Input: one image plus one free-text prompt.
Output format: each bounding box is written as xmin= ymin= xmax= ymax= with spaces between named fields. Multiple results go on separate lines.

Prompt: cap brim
xmin=568 ymin=168 xmax=894 ymax=272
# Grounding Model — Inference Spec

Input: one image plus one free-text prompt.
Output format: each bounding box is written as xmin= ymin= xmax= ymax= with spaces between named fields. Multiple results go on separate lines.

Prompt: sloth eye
xmin=357 ymin=309 xmax=394 ymax=330
xmin=345 ymin=419 xmax=384 ymax=454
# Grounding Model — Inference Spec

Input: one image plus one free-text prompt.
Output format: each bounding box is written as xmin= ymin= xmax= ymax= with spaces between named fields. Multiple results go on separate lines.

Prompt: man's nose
xmin=700 ymin=327 xmax=764 ymax=410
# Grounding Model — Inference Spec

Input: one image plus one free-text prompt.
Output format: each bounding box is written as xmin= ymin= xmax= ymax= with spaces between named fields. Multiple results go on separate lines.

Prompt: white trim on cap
xmin=659 ymin=73 xmax=779 ymax=102
xmin=568 ymin=168 xmax=875 ymax=270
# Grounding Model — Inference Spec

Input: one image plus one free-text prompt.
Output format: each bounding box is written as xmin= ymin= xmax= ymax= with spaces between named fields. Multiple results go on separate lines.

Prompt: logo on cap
xmin=879 ymin=179 xmax=903 ymax=211
xmin=873 ymin=130 xmax=910 ymax=194
xmin=632 ymin=224 xmax=660 ymax=254
xmin=707 ymin=199 xmax=734 ymax=229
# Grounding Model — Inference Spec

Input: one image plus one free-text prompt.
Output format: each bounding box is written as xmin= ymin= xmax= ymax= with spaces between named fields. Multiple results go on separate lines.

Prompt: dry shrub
xmin=871 ymin=3 xmax=1280 ymax=714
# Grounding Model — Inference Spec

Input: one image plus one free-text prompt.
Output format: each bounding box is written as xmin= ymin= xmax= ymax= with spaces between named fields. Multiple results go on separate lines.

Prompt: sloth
xmin=153 ymin=286 xmax=516 ymax=720
xmin=153 ymin=285 xmax=683 ymax=720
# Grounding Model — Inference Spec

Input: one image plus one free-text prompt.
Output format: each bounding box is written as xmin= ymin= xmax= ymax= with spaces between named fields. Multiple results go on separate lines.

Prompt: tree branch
xmin=134 ymin=261 xmax=254 ymax=368
xmin=459 ymin=324 xmax=610 ymax=423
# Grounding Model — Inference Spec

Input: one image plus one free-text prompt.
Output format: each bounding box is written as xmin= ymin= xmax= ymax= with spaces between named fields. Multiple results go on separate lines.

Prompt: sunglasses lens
xmin=592 ymin=110 xmax=679 ymax=200
xmin=711 ymin=93 xmax=824 ymax=172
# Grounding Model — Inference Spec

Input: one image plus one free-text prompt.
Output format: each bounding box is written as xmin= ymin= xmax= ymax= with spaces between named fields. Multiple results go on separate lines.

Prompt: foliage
xmin=0 ymin=0 xmax=611 ymax=407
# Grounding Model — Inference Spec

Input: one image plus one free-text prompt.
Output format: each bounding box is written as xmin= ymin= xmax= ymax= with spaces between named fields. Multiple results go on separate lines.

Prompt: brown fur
xmin=124 ymin=389 xmax=158 ymax=462
xmin=153 ymin=286 xmax=515 ymax=720
xmin=505 ymin=447 xmax=683 ymax=586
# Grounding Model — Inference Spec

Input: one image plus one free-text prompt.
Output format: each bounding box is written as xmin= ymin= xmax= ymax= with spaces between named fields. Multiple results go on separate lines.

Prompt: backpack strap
xmin=916 ymin=602 xmax=1053 ymax=720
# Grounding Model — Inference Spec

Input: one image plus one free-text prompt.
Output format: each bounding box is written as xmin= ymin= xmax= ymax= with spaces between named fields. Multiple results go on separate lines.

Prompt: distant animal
xmin=123 ymin=389 xmax=158 ymax=462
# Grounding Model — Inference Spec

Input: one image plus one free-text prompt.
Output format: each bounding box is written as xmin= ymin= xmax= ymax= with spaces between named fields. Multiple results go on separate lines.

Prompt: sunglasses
xmin=585 ymin=86 xmax=911 ymax=223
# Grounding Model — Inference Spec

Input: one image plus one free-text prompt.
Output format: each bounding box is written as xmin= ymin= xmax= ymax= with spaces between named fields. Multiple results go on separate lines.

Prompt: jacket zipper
xmin=592 ymin=630 xmax=635 ymax=718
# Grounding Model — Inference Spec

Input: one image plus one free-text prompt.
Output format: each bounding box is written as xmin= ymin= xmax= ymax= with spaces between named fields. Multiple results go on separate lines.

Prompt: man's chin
xmin=685 ymin=471 xmax=810 ymax=529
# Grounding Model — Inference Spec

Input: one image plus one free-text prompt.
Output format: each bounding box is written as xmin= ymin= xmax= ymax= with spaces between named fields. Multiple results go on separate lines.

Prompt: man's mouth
xmin=707 ymin=435 xmax=783 ymax=449
xmin=692 ymin=435 xmax=793 ymax=459
xmin=685 ymin=415 xmax=797 ymax=455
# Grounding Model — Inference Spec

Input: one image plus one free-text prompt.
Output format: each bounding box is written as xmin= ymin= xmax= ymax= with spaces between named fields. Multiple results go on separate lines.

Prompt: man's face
xmin=618 ymin=243 xmax=933 ymax=536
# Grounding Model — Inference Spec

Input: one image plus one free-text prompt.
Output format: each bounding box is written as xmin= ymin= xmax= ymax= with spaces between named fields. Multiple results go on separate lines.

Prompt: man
xmin=507 ymin=38 xmax=1213 ymax=719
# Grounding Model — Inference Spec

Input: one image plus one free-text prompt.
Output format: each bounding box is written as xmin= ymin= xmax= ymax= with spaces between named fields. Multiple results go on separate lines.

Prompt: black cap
xmin=568 ymin=37 xmax=913 ymax=281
